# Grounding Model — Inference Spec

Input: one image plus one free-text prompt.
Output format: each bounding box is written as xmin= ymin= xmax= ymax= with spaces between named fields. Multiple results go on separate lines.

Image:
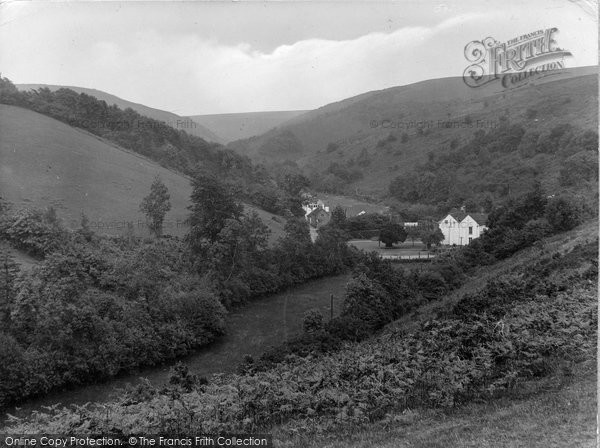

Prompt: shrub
xmin=545 ymin=196 xmax=583 ymax=232
xmin=303 ymin=309 xmax=324 ymax=334
xmin=342 ymin=273 xmax=393 ymax=331
xmin=0 ymin=208 xmax=66 ymax=257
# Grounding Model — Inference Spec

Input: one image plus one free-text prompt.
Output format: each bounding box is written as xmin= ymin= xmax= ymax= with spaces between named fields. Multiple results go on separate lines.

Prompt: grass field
xmin=0 ymin=105 xmax=285 ymax=241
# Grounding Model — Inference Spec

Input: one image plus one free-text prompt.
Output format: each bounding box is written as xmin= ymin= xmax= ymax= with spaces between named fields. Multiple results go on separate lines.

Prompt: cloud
xmin=76 ymin=15 xmax=487 ymax=114
xmin=0 ymin=5 xmax=596 ymax=114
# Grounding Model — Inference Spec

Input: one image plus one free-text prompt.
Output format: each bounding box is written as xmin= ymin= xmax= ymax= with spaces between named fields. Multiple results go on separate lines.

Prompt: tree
xmin=78 ymin=212 xmax=94 ymax=242
xmin=379 ymin=224 xmax=407 ymax=248
xmin=421 ymin=228 xmax=444 ymax=249
xmin=187 ymin=172 xmax=243 ymax=254
xmin=140 ymin=176 xmax=171 ymax=237
xmin=329 ymin=205 xmax=347 ymax=229
xmin=405 ymin=226 xmax=420 ymax=247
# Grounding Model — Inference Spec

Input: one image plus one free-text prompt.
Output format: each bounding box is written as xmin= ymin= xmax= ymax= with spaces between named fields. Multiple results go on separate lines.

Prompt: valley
xmin=0 ymin=62 xmax=597 ymax=448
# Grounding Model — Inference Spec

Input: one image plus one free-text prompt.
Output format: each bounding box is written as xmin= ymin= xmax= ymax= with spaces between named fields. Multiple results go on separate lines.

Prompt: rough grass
xmin=281 ymin=360 xmax=596 ymax=448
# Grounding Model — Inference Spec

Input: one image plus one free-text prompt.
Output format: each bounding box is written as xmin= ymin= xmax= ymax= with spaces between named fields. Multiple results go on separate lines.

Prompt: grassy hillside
xmin=17 ymin=84 xmax=223 ymax=143
xmin=229 ymin=67 xmax=598 ymax=199
xmin=192 ymin=110 xmax=308 ymax=143
xmin=0 ymin=104 xmax=284 ymax=239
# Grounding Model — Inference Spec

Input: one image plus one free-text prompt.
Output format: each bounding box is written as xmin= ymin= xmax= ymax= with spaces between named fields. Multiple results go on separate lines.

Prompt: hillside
xmin=0 ymin=104 xmax=285 ymax=239
xmin=17 ymin=84 xmax=224 ymax=144
xmin=191 ymin=110 xmax=308 ymax=143
xmin=228 ymin=67 xmax=598 ymax=199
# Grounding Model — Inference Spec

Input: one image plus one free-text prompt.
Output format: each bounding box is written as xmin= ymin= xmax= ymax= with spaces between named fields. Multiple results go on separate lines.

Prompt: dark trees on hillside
xmin=545 ymin=196 xmax=583 ymax=232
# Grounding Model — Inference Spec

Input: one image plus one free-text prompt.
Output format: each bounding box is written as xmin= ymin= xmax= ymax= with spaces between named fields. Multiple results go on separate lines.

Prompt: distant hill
xmin=228 ymin=67 xmax=598 ymax=200
xmin=191 ymin=110 xmax=308 ymax=143
xmin=16 ymin=84 xmax=224 ymax=144
xmin=0 ymin=104 xmax=285 ymax=240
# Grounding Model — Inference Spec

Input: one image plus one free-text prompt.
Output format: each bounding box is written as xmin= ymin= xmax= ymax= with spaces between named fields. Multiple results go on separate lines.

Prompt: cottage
xmin=307 ymin=207 xmax=331 ymax=228
xmin=438 ymin=209 xmax=488 ymax=245
xmin=302 ymin=199 xmax=330 ymax=217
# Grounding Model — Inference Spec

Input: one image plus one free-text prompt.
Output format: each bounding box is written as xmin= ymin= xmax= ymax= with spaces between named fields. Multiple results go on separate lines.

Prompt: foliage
xmin=8 ymin=240 xmax=596 ymax=435
xmin=378 ymin=224 xmax=407 ymax=248
xmin=187 ymin=172 xmax=244 ymax=252
xmin=139 ymin=176 xmax=172 ymax=237
xmin=303 ymin=309 xmax=325 ymax=334
xmin=388 ymin=122 xmax=598 ymax=208
xmin=420 ymin=228 xmax=444 ymax=249
xmin=0 ymin=204 xmax=232 ymax=406
xmin=0 ymin=208 xmax=66 ymax=257
xmin=545 ymin=195 xmax=584 ymax=232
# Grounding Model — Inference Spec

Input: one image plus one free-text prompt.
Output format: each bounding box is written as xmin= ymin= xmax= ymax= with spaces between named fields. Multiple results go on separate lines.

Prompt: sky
xmin=0 ymin=0 xmax=597 ymax=115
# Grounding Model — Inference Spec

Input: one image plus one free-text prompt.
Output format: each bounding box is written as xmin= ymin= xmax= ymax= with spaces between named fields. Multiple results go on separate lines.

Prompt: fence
xmin=380 ymin=251 xmax=435 ymax=262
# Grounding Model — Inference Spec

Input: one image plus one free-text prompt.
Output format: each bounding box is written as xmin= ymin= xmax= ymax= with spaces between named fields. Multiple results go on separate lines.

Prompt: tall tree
xmin=187 ymin=172 xmax=243 ymax=255
xmin=329 ymin=205 xmax=347 ymax=229
xmin=139 ymin=176 xmax=172 ymax=237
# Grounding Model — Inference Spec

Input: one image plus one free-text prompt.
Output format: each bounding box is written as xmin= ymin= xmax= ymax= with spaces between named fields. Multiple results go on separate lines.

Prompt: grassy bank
xmin=283 ymin=360 xmax=596 ymax=448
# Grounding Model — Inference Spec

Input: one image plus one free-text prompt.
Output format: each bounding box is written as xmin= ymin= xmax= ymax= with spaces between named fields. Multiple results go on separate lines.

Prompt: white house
xmin=302 ymin=199 xmax=330 ymax=217
xmin=439 ymin=210 xmax=488 ymax=246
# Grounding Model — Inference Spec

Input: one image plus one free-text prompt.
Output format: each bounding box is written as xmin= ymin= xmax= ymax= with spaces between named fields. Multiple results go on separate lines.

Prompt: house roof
xmin=446 ymin=208 xmax=467 ymax=222
xmin=307 ymin=207 xmax=329 ymax=218
xmin=439 ymin=209 xmax=488 ymax=225
xmin=467 ymin=213 xmax=488 ymax=225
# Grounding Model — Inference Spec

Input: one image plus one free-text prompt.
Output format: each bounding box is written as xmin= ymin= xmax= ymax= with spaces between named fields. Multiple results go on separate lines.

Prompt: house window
xmin=469 ymin=237 xmax=473 ymax=243
xmin=444 ymin=220 xmax=448 ymax=224
xmin=469 ymin=226 xmax=473 ymax=235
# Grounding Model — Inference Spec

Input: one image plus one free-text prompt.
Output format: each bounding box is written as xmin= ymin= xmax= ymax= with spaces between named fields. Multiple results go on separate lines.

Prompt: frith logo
xmin=463 ymin=27 xmax=572 ymax=88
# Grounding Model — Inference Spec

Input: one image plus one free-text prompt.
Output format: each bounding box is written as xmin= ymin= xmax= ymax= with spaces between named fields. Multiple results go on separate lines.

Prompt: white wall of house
xmin=439 ymin=214 xmax=487 ymax=246
xmin=439 ymin=214 xmax=461 ymax=245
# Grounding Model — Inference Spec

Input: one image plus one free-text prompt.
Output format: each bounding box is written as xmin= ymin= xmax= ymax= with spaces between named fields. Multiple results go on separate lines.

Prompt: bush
xmin=303 ymin=309 xmax=324 ymax=334
xmin=0 ymin=208 xmax=66 ymax=257
xmin=342 ymin=273 xmax=393 ymax=331
xmin=545 ymin=196 xmax=583 ymax=232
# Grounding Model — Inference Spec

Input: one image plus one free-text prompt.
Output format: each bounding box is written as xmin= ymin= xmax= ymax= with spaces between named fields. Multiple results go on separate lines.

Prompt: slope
xmin=0 ymin=104 xmax=284 ymax=239
xmin=17 ymin=84 xmax=224 ymax=144
xmin=191 ymin=110 xmax=308 ymax=143
xmin=228 ymin=66 xmax=598 ymax=197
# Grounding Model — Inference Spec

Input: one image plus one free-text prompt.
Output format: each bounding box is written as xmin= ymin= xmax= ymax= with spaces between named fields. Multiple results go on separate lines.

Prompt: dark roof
xmin=307 ymin=207 xmax=329 ymax=218
xmin=446 ymin=208 xmax=467 ymax=222
xmin=440 ymin=209 xmax=488 ymax=225
xmin=467 ymin=213 xmax=488 ymax=225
